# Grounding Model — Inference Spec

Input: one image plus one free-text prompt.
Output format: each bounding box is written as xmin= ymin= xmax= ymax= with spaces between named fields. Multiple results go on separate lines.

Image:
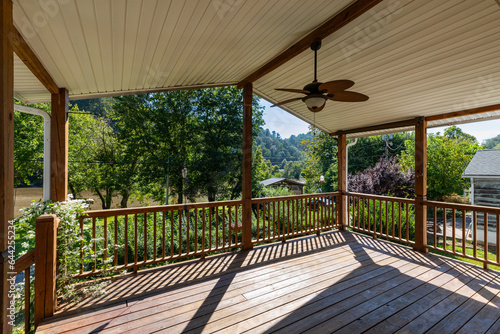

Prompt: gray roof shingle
xmin=462 ymin=150 xmax=500 ymax=178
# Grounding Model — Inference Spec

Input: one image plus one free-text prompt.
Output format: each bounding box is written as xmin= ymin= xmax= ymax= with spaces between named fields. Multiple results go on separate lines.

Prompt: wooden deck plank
xmin=428 ymin=272 xmax=500 ymax=333
xmin=191 ymin=254 xmax=444 ymax=334
xmin=284 ymin=260 xmax=452 ymax=333
xmin=363 ymin=261 xmax=485 ymax=333
xmin=66 ymin=244 xmax=393 ymax=333
xmin=332 ymin=260 xmax=463 ymax=334
xmin=35 ymin=231 xmax=500 ymax=334
xmin=395 ymin=270 xmax=497 ymax=333
xmin=39 ymin=234 xmax=363 ymax=332
xmin=457 ymin=290 xmax=500 ymax=334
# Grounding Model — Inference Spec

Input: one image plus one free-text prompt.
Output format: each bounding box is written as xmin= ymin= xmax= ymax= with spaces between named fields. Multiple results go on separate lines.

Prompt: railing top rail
xmin=83 ymin=199 xmax=244 ymax=218
xmin=346 ymin=192 xmax=415 ymax=204
xmin=14 ymin=248 xmax=35 ymax=275
xmin=425 ymin=200 xmax=500 ymax=214
xmin=251 ymin=192 xmax=339 ymax=203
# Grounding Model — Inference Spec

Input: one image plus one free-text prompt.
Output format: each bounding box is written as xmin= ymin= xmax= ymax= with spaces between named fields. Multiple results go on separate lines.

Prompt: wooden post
xmin=337 ymin=133 xmax=347 ymax=230
xmin=35 ymin=214 xmax=59 ymax=328
xmin=50 ymin=88 xmax=69 ymax=202
xmin=413 ymin=117 xmax=428 ymax=252
xmin=242 ymin=82 xmax=253 ymax=250
xmin=1 ymin=1 xmax=14 ymax=333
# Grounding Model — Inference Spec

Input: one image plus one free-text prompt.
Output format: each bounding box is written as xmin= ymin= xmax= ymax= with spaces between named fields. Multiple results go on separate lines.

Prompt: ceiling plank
xmin=236 ymin=0 xmax=384 ymax=89
xmin=426 ymin=103 xmax=500 ymax=122
xmin=10 ymin=26 xmax=59 ymax=94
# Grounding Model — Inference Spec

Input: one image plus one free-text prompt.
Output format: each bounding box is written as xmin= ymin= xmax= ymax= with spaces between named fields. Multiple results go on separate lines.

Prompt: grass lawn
xmin=431 ymin=242 xmax=500 ymax=271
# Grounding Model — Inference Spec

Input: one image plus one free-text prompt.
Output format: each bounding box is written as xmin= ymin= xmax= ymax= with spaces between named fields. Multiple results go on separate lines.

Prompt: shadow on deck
xmin=37 ymin=230 xmax=500 ymax=333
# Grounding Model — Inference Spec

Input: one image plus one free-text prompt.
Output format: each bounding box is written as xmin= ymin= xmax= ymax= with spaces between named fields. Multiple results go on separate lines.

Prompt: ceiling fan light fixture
xmin=303 ymin=95 xmax=327 ymax=111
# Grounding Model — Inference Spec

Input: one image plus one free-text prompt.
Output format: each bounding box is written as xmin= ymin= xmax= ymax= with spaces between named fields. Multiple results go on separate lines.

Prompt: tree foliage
xmin=255 ymin=128 xmax=311 ymax=165
xmin=400 ymin=126 xmax=481 ymax=200
xmin=301 ymin=128 xmax=338 ymax=193
xmin=348 ymin=156 xmax=414 ymax=198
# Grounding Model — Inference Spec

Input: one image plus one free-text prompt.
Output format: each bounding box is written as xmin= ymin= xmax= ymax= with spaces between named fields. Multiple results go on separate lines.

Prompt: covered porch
xmin=2 ymin=0 xmax=500 ymax=333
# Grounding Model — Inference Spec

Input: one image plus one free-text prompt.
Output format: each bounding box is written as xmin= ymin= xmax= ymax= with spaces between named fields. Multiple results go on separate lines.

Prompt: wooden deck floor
xmin=37 ymin=230 xmax=500 ymax=333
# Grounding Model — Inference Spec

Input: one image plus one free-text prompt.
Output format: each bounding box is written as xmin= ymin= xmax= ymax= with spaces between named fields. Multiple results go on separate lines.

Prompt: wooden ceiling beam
xmin=426 ymin=103 xmax=500 ymax=122
xmin=330 ymin=118 xmax=419 ymax=137
xmin=10 ymin=26 xmax=59 ymax=95
xmin=237 ymin=0 xmax=384 ymax=89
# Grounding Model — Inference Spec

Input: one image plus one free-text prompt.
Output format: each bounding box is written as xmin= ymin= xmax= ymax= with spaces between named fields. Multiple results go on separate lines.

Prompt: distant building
xmin=260 ymin=178 xmax=305 ymax=195
xmin=462 ymin=149 xmax=500 ymax=244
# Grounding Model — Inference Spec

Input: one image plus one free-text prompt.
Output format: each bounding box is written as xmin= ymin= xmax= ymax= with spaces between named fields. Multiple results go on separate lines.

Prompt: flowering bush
xmin=15 ymin=196 xmax=113 ymax=303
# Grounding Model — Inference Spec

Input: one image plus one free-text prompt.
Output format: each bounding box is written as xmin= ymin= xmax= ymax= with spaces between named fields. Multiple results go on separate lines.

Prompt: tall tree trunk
xmin=120 ymin=189 xmax=130 ymax=208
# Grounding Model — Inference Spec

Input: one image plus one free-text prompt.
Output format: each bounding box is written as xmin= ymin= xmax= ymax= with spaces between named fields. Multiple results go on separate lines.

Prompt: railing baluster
xmin=209 ymin=207 xmax=212 ymax=250
xmin=216 ymin=206 xmax=219 ymax=249
xmin=287 ymin=198 xmax=290 ymax=237
xmin=124 ymin=215 xmax=128 ymax=267
xmin=153 ymin=212 xmax=157 ymax=260
xmin=391 ymin=201 xmax=395 ymax=238
xmin=473 ymin=211 xmax=477 ymax=259
xmin=202 ymin=208 xmax=206 ymax=252
xmin=103 ymin=216 xmax=108 ymax=263
xmin=162 ymin=211 xmax=166 ymax=258
xmin=25 ymin=267 xmax=30 ymax=334
xmin=114 ymin=215 xmax=118 ymax=266
xmin=398 ymin=202 xmax=402 ymax=241
xmin=379 ymin=199 xmax=383 ymax=236
xmin=385 ymin=200 xmax=389 ymax=237
xmin=92 ymin=217 xmax=96 ymax=271
xmin=80 ymin=217 xmax=84 ymax=274
xmin=195 ymin=208 xmax=198 ymax=252
xmin=452 ymin=208 xmax=456 ymax=254
xmin=222 ymin=206 xmax=226 ymax=248
xmin=462 ymin=210 xmax=466 ymax=257
xmin=186 ymin=208 xmax=190 ymax=254
xmin=406 ymin=203 xmax=410 ymax=242
xmin=144 ymin=213 xmax=148 ymax=262
xmin=443 ymin=208 xmax=447 ymax=252
xmin=497 ymin=213 xmax=500 ymax=264
xmin=434 ymin=206 xmax=437 ymax=247
xmin=484 ymin=213 xmax=488 ymax=269
xmin=134 ymin=214 xmax=138 ymax=265
xmin=170 ymin=211 xmax=174 ymax=257
xmin=179 ymin=209 xmax=183 ymax=255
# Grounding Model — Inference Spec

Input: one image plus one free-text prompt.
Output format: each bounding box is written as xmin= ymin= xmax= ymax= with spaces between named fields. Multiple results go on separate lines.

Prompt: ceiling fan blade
xmin=329 ymin=91 xmax=369 ymax=102
xmin=271 ymin=97 xmax=303 ymax=107
xmin=275 ymin=88 xmax=310 ymax=94
xmin=319 ymin=80 xmax=355 ymax=93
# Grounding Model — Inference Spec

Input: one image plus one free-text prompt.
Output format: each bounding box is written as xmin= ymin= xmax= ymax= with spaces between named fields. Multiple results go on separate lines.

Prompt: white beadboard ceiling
xmin=11 ymin=0 xmax=500 ymax=135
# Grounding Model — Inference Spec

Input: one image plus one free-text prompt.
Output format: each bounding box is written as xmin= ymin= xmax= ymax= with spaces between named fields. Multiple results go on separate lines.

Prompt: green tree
xmin=400 ymin=126 xmax=481 ymax=200
xmin=14 ymin=104 xmax=47 ymax=186
xmin=111 ymin=87 xmax=264 ymax=204
xmin=301 ymin=128 xmax=338 ymax=193
xmin=485 ymin=134 xmax=500 ymax=149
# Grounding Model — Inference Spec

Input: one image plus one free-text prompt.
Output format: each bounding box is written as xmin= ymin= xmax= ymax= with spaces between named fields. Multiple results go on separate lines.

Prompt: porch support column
xmin=50 ymin=88 xmax=69 ymax=202
xmin=1 ymin=1 xmax=14 ymax=333
xmin=413 ymin=117 xmax=428 ymax=252
xmin=337 ymin=133 xmax=347 ymax=230
xmin=242 ymin=82 xmax=253 ymax=250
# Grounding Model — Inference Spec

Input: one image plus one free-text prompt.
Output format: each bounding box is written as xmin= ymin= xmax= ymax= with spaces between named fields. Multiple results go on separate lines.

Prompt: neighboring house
xmin=462 ymin=149 xmax=500 ymax=244
xmin=260 ymin=178 xmax=305 ymax=195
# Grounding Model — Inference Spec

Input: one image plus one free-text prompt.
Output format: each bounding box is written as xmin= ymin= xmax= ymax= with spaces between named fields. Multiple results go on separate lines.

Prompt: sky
xmin=261 ymin=100 xmax=500 ymax=144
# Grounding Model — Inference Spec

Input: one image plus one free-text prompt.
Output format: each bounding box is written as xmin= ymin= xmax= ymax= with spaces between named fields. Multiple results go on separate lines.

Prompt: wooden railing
xmin=346 ymin=192 xmax=416 ymax=245
xmin=76 ymin=193 xmax=340 ymax=278
xmin=425 ymin=200 xmax=500 ymax=269
xmin=13 ymin=249 xmax=35 ymax=333
xmin=76 ymin=200 xmax=243 ymax=278
xmin=252 ymin=193 xmax=339 ymax=243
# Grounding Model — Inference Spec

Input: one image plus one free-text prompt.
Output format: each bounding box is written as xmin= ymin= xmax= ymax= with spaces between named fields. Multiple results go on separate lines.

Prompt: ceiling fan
xmin=271 ymin=39 xmax=369 ymax=112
